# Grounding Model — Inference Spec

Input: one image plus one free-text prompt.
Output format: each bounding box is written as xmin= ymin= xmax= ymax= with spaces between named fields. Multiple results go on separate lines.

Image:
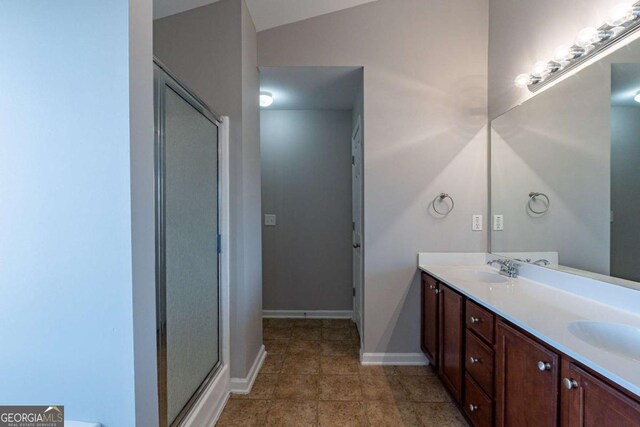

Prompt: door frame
xmin=352 ymin=115 xmax=364 ymax=350
xmin=153 ymin=58 xmax=231 ymax=427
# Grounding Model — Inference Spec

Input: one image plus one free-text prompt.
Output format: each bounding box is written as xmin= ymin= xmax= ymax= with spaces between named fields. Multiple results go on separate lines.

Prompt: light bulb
xmin=514 ymin=73 xmax=532 ymax=88
xmin=532 ymin=61 xmax=551 ymax=77
xmin=260 ymin=92 xmax=274 ymax=107
xmin=553 ymin=45 xmax=571 ymax=63
xmin=607 ymin=2 xmax=634 ymax=27
xmin=576 ymin=26 xmax=598 ymax=47
xmin=634 ymin=91 xmax=640 ymax=103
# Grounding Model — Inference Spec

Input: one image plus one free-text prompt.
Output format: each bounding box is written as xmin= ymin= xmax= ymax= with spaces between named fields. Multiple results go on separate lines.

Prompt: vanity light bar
xmin=516 ymin=1 xmax=640 ymax=92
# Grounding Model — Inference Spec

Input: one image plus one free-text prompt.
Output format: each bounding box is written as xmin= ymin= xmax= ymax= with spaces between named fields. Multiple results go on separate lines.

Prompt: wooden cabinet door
xmin=496 ymin=321 xmax=559 ymax=427
xmin=421 ymin=273 xmax=439 ymax=368
xmin=561 ymin=359 xmax=640 ymax=427
xmin=438 ymin=284 xmax=464 ymax=403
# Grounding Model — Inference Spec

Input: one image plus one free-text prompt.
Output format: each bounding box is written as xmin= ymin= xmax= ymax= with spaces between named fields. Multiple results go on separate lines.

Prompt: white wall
xmin=261 ymin=110 xmax=353 ymax=311
xmin=154 ymin=0 xmax=263 ymax=380
xmin=258 ymin=0 xmax=489 ymax=355
xmin=0 ymin=1 xmax=156 ymax=426
xmin=488 ymin=0 xmax=624 ymax=118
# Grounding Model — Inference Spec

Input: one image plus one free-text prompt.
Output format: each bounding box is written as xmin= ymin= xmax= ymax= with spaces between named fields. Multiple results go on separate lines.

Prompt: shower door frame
xmin=153 ymin=58 xmax=229 ymax=427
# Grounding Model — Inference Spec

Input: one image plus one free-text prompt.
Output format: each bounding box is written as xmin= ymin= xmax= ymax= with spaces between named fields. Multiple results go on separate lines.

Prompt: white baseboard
xmin=263 ymin=310 xmax=353 ymax=319
xmin=360 ymin=352 xmax=429 ymax=366
xmin=181 ymin=363 xmax=230 ymax=427
xmin=230 ymin=345 xmax=266 ymax=394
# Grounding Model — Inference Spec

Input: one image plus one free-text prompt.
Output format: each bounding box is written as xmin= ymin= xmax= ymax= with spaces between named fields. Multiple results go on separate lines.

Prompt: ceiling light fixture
xmin=634 ymin=90 xmax=640 ymax=103
xmin=260 ymin=91 xmax=274 ymax=107
xmin=514 ymin=1 xmax=640 ymax=92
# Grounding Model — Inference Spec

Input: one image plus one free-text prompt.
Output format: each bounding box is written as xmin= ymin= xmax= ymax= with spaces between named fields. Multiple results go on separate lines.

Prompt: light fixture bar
xmin=518 ymin=1 xmax=640 ymax=92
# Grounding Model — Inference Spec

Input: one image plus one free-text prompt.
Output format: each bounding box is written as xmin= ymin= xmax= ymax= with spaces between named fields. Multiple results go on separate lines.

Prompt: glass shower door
xmin=155 ymin=64 xmax=221 ymax=426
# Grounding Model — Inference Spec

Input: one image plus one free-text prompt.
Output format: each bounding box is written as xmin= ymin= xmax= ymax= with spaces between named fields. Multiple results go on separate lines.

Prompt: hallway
xmin=216 ymin=319 xmax=468 ymax=426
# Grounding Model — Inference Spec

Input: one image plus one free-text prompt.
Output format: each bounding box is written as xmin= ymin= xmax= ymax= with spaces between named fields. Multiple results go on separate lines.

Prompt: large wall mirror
xmin=491 ymin=35 xmax=640 ymax=290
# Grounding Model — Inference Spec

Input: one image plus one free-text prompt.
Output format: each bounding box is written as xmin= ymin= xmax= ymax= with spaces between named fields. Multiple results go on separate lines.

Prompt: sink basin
xmin=569 ymin=321 xmax=640 ymax=361
xmin=453 ymin=270 xmax=508 ymax=284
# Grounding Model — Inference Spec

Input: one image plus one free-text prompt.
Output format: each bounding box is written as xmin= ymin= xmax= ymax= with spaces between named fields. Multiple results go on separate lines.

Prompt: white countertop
xmin=418 ymin=253 xmax=640 ymax=397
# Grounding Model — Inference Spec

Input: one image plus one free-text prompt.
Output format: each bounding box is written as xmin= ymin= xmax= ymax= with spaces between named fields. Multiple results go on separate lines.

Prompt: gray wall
xmin=258 ymin=0 xmax=489 ymax=355
xmin=262 ymin=110 xmax=353 ymax=311
xmin=0 ymin=1 xmax=156 ymax=425
xmin=488 ymin=0 xmax=622 ymax=118
xmin=154 ymin=0 xmax=263 ymax=379
xmin=611 ymin=106 xmax=640 ymax=281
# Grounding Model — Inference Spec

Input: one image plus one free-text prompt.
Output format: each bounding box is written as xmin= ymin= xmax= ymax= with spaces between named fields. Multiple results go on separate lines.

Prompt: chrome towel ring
xmin=528 ymin=192 xmax=550 ymax=214
xmin=433 ymin=193 xmax=454 ymax=215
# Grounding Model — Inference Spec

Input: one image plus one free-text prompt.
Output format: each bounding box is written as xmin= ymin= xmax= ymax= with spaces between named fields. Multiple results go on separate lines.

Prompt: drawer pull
xmin=468 ymin=404 xmax=478 ymax=412
xmin=563 ymin=378 xmax=579 ymax=390
xmin=470 ymin=316 xmax=480 ymax=324
xmin=537 ymin=361 xmax=552 ymax=371
xmin=469 ymin=356 xmax=480 ymax=364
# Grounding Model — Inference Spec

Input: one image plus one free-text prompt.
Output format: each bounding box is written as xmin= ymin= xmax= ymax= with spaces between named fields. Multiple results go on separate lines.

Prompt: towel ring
xmin=433 ymin=193 xmax=454 ymax=215
xmin=528 ymin=192 xmax=550 ymax=214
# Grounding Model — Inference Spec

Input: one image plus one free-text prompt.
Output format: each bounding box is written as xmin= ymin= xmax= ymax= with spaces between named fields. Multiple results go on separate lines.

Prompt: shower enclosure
xmin=154 ymin=60 xmax=222 ymax=427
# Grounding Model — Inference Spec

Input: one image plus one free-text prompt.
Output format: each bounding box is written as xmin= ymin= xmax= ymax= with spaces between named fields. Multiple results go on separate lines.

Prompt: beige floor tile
xmin=322 ymin=328 xmax=352 ymax=341
xmin=361 ymin=375 xmax=409 ymax=402
xmin=320 ymin=356 xmax=360 ymax=375
xmin=292 ymin=319 xmax=324 ymax=329
xmin=264 ymin=339 xmax=289 ymax=355
xmin=274 ymin=375 xmax=319 ymax=400
xmin=292 ymin=327 xmax=322 ymax=340
xmin=320 ymin=340 xmax=357 ymax=356
xmin=264 ymin=318 xmax=294 ymax=330
xmin=319 ymin=375 xmax=363 ymax=401
xmin=413 ymin=402 xmax=469 ymax=427
xmin=397 ymin=375 xmax=450 ymax=402
xmin=394 ymin=365 xmax=436 ymax=376
xmin=266 ymin=400 xmax=318 ymax=427
xmin=264 ymin=326 xmax=293 ymax=340
xmin=318 ymin=401 xmax=367 ymax=427
xmin=216 ymin=399 xmax=270 ymax=426
xmin=287 ymin=339 xmax=322 ymax=355
xmin=232 ymin=374 xmax=278 ymax=400
xmin=357 ymin=365 xmax=396 ymax=376
xmin=282 ymin=355 xmax=320 ymax=374
xmin=322 ymin=319 xmax=352 ymax=329
xmin=365 ymin=401 xmax=421 ymax=427
xmin=261 ymin=353 xmax=285 ymax=374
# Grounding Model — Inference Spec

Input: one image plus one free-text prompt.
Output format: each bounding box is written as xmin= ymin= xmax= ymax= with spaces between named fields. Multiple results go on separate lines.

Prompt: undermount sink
xmin=569 ymin=321 xmax=640 ymax=361
xmin=454 ymin=269 xmax=508 ymax=284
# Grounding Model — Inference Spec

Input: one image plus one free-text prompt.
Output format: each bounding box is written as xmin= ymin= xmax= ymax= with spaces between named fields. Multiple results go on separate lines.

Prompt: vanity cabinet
xmin=560 ymin=359 xmax=640 ymax=427
xmin=421 ymin=273 xmax=439 ymax=368
xmin=495 ymin=321 xmax=559 ymax=427
xmin=438 ymin=284 xmax=464 ymax=403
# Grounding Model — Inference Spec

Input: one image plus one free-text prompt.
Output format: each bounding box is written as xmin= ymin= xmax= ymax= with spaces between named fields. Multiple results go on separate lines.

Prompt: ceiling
xmin=611 ymin=63 xmax=640 ymax=107
xmin=154 ymin=0 xmax=378 ymax=31
xmin=260 ymin=67 xmax=362 ymax=110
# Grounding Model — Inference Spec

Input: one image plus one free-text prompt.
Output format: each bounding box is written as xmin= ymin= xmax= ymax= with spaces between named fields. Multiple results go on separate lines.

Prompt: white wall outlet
xmin=472 ymin=215 xmax=483 ymax=231
xmin=264 ymin=214 xmax=276 ymax=226
xmin=493 ymin=214 xmax=504 ymax=231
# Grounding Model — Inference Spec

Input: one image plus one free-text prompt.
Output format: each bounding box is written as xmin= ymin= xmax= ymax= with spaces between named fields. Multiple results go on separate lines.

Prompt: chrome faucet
xmin=487 ymin=259 xmax=519 ymax=278
xmin=532 ymin=259 xmax=550 ymax=266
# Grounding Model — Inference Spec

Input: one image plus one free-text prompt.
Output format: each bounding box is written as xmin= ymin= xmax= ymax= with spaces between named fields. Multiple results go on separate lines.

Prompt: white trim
xmin=360 ymin=352 xmax=429 ymax=366
xmin=230 ymin=345 xmax=266 ymax=394
xmin=262 ymin=310 xmax=353 ymax=319
xmin=180 ymin=116 xmax=231 ymax=427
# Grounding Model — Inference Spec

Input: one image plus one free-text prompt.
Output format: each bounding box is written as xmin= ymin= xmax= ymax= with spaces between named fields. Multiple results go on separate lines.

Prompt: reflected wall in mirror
xmin=491 ymin=35 xmax=640 ymax=288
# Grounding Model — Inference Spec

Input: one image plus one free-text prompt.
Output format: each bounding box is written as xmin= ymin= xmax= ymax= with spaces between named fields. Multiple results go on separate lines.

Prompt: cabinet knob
xmin=429 ymin=284 xmax=435 ymax=290
xmin=562 ymin=378 xmax=579 ymax=390
xmin=537 ymin=361 xmax=552 ymax=371
xmin=434 ymin=289 xmax=440 ymax=295
xmin=470 ymin=316 xmax=480 ymax=324
xmin=468 ymin=404 xmax=478 ymax=412
xmin=469 ymin=356 xmax=480 ymax=364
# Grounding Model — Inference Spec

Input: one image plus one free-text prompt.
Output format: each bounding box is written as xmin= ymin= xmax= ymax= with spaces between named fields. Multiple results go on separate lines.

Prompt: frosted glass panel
xmin=164 ymin=86 xmax=219 ymax=424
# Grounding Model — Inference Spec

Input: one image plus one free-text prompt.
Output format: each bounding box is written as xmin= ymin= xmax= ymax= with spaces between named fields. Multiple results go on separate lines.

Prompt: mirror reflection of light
xmin=260 ymin=91 xmax=274 ymax=107
xmin=634 ymin=90 xmax=640 ymax=103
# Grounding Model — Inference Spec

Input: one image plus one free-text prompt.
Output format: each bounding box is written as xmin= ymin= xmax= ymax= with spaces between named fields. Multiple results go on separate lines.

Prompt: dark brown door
xmin=421 ymin=273 xmax=439 ymax=368
xmin=496 ymin=321 xmax=559 ymax=427
xmin=561 ymin=359 xmax=640 ymax=427
xmin=438 ymin=283 xmax=464 ymax=403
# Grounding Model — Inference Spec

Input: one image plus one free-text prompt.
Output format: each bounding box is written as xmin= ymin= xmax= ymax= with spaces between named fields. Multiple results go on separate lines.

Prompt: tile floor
xmin=216 ymin=318 xmax=468 ymax=426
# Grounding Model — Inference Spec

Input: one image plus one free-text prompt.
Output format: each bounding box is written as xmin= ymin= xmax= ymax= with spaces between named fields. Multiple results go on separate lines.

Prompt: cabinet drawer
xmin=466 ymin=300 xmax=494 ymax=344
xmin=466 ymin=330 xmax=494 ymax=396
xmin=464 ymin=373 xmax=493 ymax=427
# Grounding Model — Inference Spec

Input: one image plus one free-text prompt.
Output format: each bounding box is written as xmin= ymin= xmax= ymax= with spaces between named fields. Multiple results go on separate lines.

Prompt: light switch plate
xmin=493 ymin=214 xmax=504 ymax=231
xmin=264 ymin=214 xmax=276 ymax=226
xmin=472 ymin=215 xmax=483 ymax=231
